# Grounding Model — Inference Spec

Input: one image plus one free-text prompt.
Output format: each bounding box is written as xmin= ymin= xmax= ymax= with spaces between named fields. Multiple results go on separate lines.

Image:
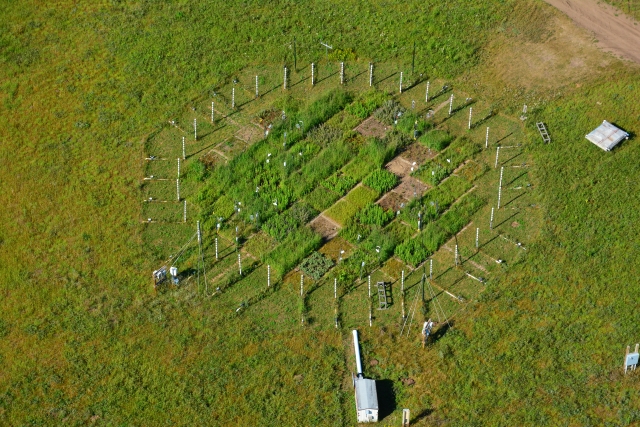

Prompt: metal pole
xmin=194 ymin=118 xmax=197 ymax=141
xmin=369 ymin=63 xmax=373 ymax=87
xmin=340 ymin=62 xmax=344 ymax=85
xmin=430 ymin=259 xmax=433 ymax=280
xmin=476 ymin=227 xmax=479 ymax=249
xmin=215 ymin=237 xmax=218 ymax=260
xmin=300 ymin=274 xmax=304 ymax=296
xmin=425 ymin=81 xmax=430 ymax=102
xmin=468 ymin=107 xmax=473 ymax=129
xmin=177 ymin=158 xmax=180 ymax=178
xmin=334 ymin=278 xmax=337 ymax=299
xmin=498 ymin=185 xmax=503 ymax=210
xmin=495 ymin=146 xmax=500 ymax=168
xmin=368 ymin=275 xmax=371 ymax=298
xmin=232 ymin=87 xmax=235 ymax=109
xmin=455 ymin=244 xmax=459 ymax=266
xmin=485 ymin=127 xmax=489 ymax=149
xmin=399 ymin=71 xmax=403 ymax=94
xmin=267 ymin=265 xmax=271 ymax=287
xmin=182 ymin=136 xmax=186 ymax=160
xmin=255 ymin=75 xmax=259 ymax=98
xmin=176 ymin=179 xmax=180 ymax=201
xmin=183 ymin=200 xmax=187 ymax=223
xmin=449 ymin=94 xmax=454 ymax=115
xmin=311 ymin=63 xmax=315 ymax=86
xmin=211 ymin=101 xmax=214 ymax=123
xmin=401 ymin=270 xmax=406 ymax=320
xmin=197 ymin=221 xmax=201 ymax=243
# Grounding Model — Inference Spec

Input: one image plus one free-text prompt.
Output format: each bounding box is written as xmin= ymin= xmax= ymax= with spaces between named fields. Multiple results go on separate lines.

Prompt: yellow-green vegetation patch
xmin=243 ymin=231 xmax=277 ymax=260
xmin=325 ymin=185 xmax=379 ymax=226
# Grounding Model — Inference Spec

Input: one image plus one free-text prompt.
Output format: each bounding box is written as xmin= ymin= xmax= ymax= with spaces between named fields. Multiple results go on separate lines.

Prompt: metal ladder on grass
xmin=377 ymin=282 xmax=388 ymax=310
xmin=536 ymin=122 xmax=551 ymax=143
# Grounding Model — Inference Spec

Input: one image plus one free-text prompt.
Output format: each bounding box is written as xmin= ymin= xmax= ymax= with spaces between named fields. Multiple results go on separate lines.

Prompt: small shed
xmin=585 ymin=120 xmax=629 ymax=151
xmin=354 ymin=377 xmax=379 ymax=423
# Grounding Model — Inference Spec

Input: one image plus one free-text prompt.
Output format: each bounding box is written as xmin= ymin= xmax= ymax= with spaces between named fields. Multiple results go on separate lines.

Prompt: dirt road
xmin=543 ymin=0 xmax=640 ymax=64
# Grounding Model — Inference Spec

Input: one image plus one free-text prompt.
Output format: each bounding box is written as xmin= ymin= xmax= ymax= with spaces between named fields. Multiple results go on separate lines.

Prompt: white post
xmin=211 ymin=101 xmax=214 ymax=123
xmin=215 ymin=237 xmax=218 ymax=260
xmin=340 ymin=62 xmax=344 ymax=85
xmin=311 ymin=63 xmax=315 ymax=86
xmin=177 ymin=158 xmax=180 ymax=178
xmin=369 ymin=306 xmax=372 ymax=327
xmin=238 ymin=252 xmax=242 ymax=275
xmin=399 ymin=71 xmax=403 ymax=93
xmin=495 ymin=146 xmax=500 ymax=168
xmin=369 ymin=63 xmax=373 ymax=86
xmin=425 ymin=81 xmax=430 ymax=102
xmin=455 ymin=244 xmax=459 ymax=266
xmin=430 ymin=259 xmax=433 ymax=280
xmin=498 ymin=185 xmax=503 ymax=210
xmin=183 ymin=200 xmax=187 ymax=223
xmin=232 ymin=87 xmax=235 ymax=109
xmin=176 ymin=179 xmax=180 ymax=201
xmin=267 ymin=265 xmax=271 ymax=287
xmin=283 ymin=66 xmax=288 ymax=90
xmin=449 ymin=94 xmax=454 ymax=115
xmin=401 ymin=270 xmax=405 ymax=292
xmin=490 ymin=207 xmax=495 ymax=230
xmin=476 ymin=227 xmax=479 ymax=249
xmin=334 ymin=278 xmax=337 ymax=299
xmin=499 ymin=166 xmax=504 ymax=189
xmin=182 ymin=136 xmax=186 ymax=160
xmin=368 ymin=275 xmax=371 ymax=298
xmin=352 ymin=330 xmax=363 ymax=375
xmin=197 ymin=221 xmax=201 ymax=244
xmin=194 ymin=118 xmax=197 ymax=141
xmin=255 ymin=75 xmax=259 ymax=98
xmin=468 ymin=107 xmax=473 ymax=129
xmin=300 ymin=274 xmax=304 ymax=296
xmin=485 ymin=127 xmax=490 ymax=149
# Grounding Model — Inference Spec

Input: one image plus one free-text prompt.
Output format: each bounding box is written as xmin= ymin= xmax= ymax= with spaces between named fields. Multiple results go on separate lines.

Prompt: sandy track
xmin=543 ymin=0 xmax=640 ymax=64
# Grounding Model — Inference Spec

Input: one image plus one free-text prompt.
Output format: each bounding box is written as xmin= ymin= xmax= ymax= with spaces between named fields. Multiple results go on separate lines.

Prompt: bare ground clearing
xmin=354 ymin=116 xmax=389 ymax=138
xmin=544 ymin=0 xmax=640 ymax=65
xmin=309 ymin=214 xmax=341 ymax=240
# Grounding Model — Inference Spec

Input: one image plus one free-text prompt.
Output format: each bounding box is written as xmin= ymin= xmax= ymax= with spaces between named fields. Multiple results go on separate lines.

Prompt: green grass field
xmin=2 ymin=0 xmax=640 ymax=425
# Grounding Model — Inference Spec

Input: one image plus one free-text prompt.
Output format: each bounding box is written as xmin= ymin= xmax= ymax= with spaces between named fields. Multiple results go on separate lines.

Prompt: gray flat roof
xmin=355 ymin=378 xmax=378 ymax=410
xmin=586 ymin=120 xmax=629 ymax=151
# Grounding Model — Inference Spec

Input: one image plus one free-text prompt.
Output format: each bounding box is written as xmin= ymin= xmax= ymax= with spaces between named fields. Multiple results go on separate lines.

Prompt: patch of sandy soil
xmin=309 ymin=214 xmax=341 ymax=240
xmin=377 ymin=192 xmax=409 ymax=212
xmin=544 ymin=0 xmax=640 ymax=65
xmin=354 ymin=116 xmax=389 ymax=138
xmin=394 ymin=176 xmax=429 ymax=200
xmin=385 ymin=157 xmax=414 ymax=178
xmin=235 ymin=125 xmax=263 ymax=144
xmin=400 ymin=142 xmax=438 ymax=165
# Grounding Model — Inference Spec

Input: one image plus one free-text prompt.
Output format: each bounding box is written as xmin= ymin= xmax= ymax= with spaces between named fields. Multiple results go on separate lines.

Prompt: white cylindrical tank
xmin=352 ymin=330 xmax=363 ymax=377
xmin=170 ymin=266 xmax=178 ymax=277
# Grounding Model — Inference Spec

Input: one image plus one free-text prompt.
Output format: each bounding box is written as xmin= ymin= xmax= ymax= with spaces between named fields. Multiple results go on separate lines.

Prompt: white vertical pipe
xmin=352 ymin=330 xmax=363 ymax=376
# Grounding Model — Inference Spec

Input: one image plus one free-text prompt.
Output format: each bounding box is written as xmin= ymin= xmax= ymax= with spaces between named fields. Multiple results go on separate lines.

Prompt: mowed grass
xmin=1 ymin=0 xmax=640 ymax=425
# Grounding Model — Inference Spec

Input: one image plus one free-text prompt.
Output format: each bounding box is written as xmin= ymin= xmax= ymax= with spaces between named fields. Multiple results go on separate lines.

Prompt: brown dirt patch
xmin=354 ymin=116 xmax=390 ymax=138
xmin=200 ymin=150 xmax=226 ymax=167
xmin=543 ymin=0 xmax=640 ymax=65
xmin=385 ymin=156 xmax=413 ymax=178
xmin=235 ymin=125 xmax=263 ymax=144
xmin=377 ymin=192 xmax=409 ymax=212
xmin=400 ymin=142 xmax=438 ymax=164
xmin=309 ymin=214 xmax=341 ymax=240
xmin=394 ymin=176 xmax=430 ymax=200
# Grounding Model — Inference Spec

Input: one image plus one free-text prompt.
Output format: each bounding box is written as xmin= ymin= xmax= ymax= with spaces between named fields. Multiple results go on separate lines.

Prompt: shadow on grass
xmin=493 ymin=210 xmax=520 ymax=229
xmin=505 ymin=170 xmax=528 ymax=186
xmin=411 ymin=408 xmax=434 ymax=424
xmin=315 ymin=70 xmax=339 ymax=85
xmin=430 ymin=319 xmax=454 ymax=344
xmin=376 ymin=71 xmax=398 ymax=85
xmin=376 ymin=379 xmax=397 ymax=421
xmin=502 ymin=191 xmax=527 ymax=208
xmin=495 ymin=131 xmax=514 ymax=145
xmin=501 ymin=150 xmax=524 ymax=165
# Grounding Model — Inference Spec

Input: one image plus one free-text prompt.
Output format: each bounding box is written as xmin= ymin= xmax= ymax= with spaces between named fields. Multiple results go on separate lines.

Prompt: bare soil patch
xmin=309 ymin=214 xmax=341 ymax=240
xmin=354 ymin=116 xmax=389 ymax=138
xmin=377 ymin=192 xmax=409 ymax=212
xmin=235 ymin=125 xmax=263 ymax=144
xmin=400 ymin=142 xmax=438 ymax=164
xmin=394 ymin=176 xmax=429 ymax=200
xmin=544 ymin=0 xmax=640 ymax=65
xmin=385 ymin=157 xmax=413 ymax=178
